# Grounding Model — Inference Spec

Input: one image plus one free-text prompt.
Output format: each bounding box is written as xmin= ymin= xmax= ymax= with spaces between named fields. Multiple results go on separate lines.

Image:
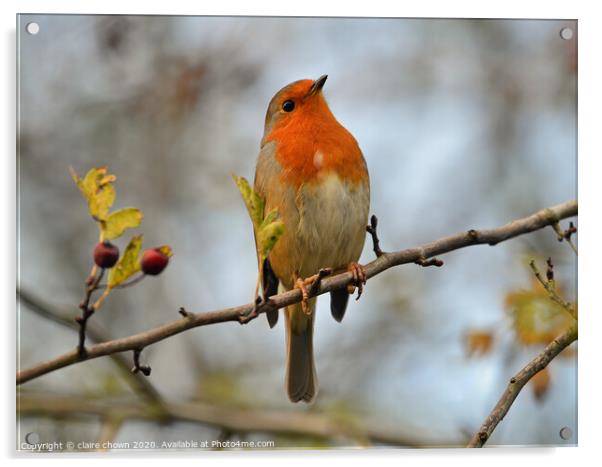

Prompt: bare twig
xmin=366 ymin=215 xmax=384 ymax=257
xmin=16 ymin=200 xmax=577 ymax=385
xmin=467 ymin=324 xmax=577 ymax=447
xmin=77 ymin=268 xmax=105 ymax=358
xmin=551 ymin=221 xmax=578 ymax=255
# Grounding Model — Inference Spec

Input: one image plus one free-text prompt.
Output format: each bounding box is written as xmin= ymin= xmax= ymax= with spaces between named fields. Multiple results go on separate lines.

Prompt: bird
xmin=253 ymin=75 xmax=370 ymax=403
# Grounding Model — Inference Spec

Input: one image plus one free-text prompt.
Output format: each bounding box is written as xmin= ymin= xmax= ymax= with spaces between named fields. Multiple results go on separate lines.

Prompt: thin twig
xmin=529 ymin=259 xmax=577 ymax=320
xmin=467 ymin=324 xmax=577 ymax=447
xmin=77 ymin=268 xmax=105 ymax=359
xmin=16 ymin=200 xmax=577 ymax=385
xmin=366 ymin=215 xmax=384 ymax=257
xmin=551 ymin=221 xmax=578 ymax=255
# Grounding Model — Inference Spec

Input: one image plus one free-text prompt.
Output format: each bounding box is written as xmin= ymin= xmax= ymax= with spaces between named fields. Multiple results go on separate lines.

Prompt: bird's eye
xmin=282 ymin=100 xmax=295 ymax=112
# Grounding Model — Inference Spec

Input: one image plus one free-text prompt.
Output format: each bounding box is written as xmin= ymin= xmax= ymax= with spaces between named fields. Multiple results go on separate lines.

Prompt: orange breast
xmin=264 ymin=98 xmax=367 ymax=188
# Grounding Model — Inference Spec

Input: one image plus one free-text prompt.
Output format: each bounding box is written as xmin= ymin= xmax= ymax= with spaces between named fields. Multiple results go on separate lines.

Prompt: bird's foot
xmin=294 ymin=268 xmax=332 ymax=315
xmin=294 ymin=275 xmax=311 ymax=315
xmin=346 ymin=262 xmax=367 ymax=300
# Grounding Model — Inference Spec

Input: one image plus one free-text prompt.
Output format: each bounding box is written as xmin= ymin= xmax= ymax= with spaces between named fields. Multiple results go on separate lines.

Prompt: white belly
xmin=295 ymin=172 xmax=369 ymax=277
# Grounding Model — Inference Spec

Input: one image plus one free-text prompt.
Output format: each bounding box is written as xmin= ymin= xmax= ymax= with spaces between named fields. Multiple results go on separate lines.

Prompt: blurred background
xmin=17 ymin=15 xmax=577 ymax=449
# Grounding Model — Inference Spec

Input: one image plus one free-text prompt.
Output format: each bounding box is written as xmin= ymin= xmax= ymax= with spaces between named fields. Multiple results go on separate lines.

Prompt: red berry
xmin=141 ymin=248 xmax=169 ymax=275
xmin=94 ymin=241 xmax=119 ymax=268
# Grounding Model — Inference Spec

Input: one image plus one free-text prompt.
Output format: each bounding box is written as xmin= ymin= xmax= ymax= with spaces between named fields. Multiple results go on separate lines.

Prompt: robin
xmin=254 ymin=75 xmax=370 ymax=403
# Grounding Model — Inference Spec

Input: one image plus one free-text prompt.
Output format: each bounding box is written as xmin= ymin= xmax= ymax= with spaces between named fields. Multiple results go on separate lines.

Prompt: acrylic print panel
xmin=16 ymin=15 xmax=577 ymax=451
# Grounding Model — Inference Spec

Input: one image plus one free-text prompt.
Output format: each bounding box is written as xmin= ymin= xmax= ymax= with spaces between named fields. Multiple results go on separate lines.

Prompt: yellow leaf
xmin=90 ymin=184 xmax=116 ymax=221
xmin=108 ymin=235 xmax=143 ymax=288
xmin=82 ymin=166 xmax=108 ymax=198
xmin=505 ymin=278 xmax=574 ymax=346
xmin=98 ymin=174 xmax=117 ymax=187
xmin=102 ymin=207 xmax=143 ymax=240
xmin=70 ymin=166 xmax=117 ymax=221
xmin=233 ymin=175 xmax=264 ymax=228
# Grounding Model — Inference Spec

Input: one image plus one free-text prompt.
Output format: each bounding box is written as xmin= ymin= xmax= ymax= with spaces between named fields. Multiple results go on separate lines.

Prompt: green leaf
xmin=108 ymin=235 xmax=143 ymax=288
xmin=257 ymin=217 xmax=285 ymax=259
xmin=232 ymin=175 xmax=285 ymax=262
xmin=261 ymin=208 xmax=280 ymax=226
xmin=102 ymin=207 xmax=143 ymax=240
xmin=232 ymin=175 xmax=264 ymax=228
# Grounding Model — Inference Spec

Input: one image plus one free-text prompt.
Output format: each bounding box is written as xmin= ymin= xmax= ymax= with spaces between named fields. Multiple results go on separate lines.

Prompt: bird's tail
xmin=285 ymin=299 xmax=317 ymax=403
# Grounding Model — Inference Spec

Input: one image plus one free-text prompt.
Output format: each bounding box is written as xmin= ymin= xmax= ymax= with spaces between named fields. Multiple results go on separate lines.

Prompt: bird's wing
xmin=254 ymin=141 xmax=281 ymax=328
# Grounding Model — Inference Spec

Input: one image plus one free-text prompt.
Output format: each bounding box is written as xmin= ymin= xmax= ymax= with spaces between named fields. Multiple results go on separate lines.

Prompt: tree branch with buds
xmin=17 ymin=199 xmax=577 ymax=385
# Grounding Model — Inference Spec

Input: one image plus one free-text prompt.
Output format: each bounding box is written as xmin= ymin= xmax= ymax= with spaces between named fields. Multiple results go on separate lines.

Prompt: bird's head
xmin=262 ymin=75 xmax=331 ymax=139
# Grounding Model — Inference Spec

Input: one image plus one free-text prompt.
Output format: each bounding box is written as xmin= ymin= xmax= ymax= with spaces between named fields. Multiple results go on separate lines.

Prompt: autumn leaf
xmin=70 ymin=166 xmax=106 ymax=199
xmin=90 ymin=184 xmax=116 ymax=221
xmin=70 ymin=166 xmax=117 ymax=221
xmin=465 ymin=331 xmax=494 ymax=357
xmin=108 ymin=235 xmax=143 ymax=288
xmin=505 ymin=278 xmax=574 ymax=346
xmin=530 ymin=367 xmax=551 ymax=402
xmin=102 ymin=208 xmax=143 ymax=240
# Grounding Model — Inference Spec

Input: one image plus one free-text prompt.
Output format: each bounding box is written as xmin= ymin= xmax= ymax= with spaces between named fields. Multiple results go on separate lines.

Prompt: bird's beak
xmin=308 ymin=75 xmax=328 ymax=96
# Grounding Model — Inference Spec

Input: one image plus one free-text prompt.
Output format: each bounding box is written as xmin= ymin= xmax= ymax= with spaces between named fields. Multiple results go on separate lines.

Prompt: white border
xmin=3 ymin=1 xmax=600 ymax=466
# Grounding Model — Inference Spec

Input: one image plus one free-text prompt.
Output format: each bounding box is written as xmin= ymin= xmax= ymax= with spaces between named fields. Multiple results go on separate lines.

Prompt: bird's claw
xmin=294 ymin=268 xmax=332 ymax=315
xmin=346 ymin=262 xmax=367 ymax=300
xmin=294 ymin=275 xmax=312 ymax=315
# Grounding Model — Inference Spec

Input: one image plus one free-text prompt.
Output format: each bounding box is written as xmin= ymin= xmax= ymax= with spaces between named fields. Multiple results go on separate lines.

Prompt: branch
xmin=467 ymin=324 xmax=578 ymax=447
xmin=17 ymin=392 xmax=448 ymax=448
xmin=17 ymin=289 xmax=165 ymax=406
xmin=16 ymin=200 xmax=577 ymax=385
